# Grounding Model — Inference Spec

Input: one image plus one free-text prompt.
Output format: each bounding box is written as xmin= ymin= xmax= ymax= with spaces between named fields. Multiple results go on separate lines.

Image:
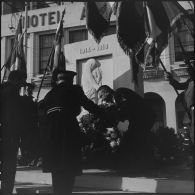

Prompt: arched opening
xmin=144 ymin=92 xmax=166 ymax=131
xmin=175 ymin=92 xmax=187 ymax=130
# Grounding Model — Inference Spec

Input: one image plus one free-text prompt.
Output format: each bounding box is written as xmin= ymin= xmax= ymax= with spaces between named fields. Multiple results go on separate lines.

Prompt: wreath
xmin=79 ymin=103 xmax=121 ymax=168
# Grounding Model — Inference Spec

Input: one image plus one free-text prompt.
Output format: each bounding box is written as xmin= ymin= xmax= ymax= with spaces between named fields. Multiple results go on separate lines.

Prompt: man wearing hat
xmin=167 ymin=62 xmax=194 ymax=168
xmin=167 ymin=62 xmax=194 ymax=144
xmin=41 ymin=67 xmax=105 ymax=195
xmin=20 ymin=82 xmax=40 ymax=167
xmin=0 ymin=70 xmax=27 ymax=195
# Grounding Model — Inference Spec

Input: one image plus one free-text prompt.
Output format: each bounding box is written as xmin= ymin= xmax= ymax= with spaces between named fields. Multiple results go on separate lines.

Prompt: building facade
xmin=1 ymin=2 xmax=194 ymax=132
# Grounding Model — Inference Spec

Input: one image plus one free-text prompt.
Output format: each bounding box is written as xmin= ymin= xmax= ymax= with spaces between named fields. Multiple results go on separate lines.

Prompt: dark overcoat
xmin=0 ymin=82 xmax=25 ymax=169
xmin=0 ymin=82 xmax=25 ymax=138
xmin=41 ymin=83 xmax=103 ymax=175
xmin=114 ymin=88 xmax=156 ymax=165
xmin=20 ymin=95 xmax=39 ymax=156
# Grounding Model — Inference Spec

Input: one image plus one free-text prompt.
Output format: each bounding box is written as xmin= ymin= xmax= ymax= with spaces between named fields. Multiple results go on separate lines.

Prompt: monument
xmin=64 ymin=34 xmax=144 ymax=96
xmin=81 ymin=58 xmax=102 ymax=103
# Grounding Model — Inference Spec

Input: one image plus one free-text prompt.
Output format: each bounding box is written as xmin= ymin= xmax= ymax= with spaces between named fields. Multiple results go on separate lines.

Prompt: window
xmin=69 ymin=29 xmax=88 ymax=43
xmin=10 ymin=37 xmax=15 ymax=50
xmin=39 ymin=33 xmax=55 ymax=74
xmin=32 ymin=2 xmax=49 ymax=9
xmin=2 ymin=2 xmax=12 ymax=15
xmin=2 ymin=37 xmax=15 ymax=80
xmin=2 ymin=2 xmax=24 ymax=15
xmin=174 ymin=16 xmax=194 ymax=63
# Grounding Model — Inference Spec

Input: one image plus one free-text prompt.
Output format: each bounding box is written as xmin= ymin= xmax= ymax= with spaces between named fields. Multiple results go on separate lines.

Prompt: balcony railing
xmin=143 ymin=68 xmax=165 ymax=80
xmin=171 ymin=66 xmax=189 ymax=78
xmin=31 ymin=74 xmax=52 ymax=88
xmin=143 ymin=65 xmax=190 ymax=80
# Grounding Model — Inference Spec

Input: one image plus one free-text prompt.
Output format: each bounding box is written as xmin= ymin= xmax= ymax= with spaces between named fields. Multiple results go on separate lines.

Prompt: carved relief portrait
xmin=81 ymin=58 xmax=102 ymax=103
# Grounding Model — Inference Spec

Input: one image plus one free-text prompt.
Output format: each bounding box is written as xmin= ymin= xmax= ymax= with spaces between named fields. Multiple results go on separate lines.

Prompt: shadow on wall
xmin=113 ymin=69 xmax=133 ymax=90
xmin=113 ymin=69 xmax=143 ymax=95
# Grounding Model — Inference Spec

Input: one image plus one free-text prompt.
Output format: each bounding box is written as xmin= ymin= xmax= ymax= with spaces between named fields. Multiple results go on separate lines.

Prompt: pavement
xmin=12 ymin=165 xmax=194 ymax=194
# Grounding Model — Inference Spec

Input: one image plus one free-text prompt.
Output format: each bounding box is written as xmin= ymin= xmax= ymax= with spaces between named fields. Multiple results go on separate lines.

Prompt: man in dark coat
xmin=41 ymin=69 xmax=105 ymax=195
xmin=20 ymin=83 xmax=39 ymax=166
xmin=0 ymin=70 xmax=27 ymax=195
xmin=167 ymin=63 xmax=194 ymax=143
xmin=113 ymin=87 xmax=156 ymax=170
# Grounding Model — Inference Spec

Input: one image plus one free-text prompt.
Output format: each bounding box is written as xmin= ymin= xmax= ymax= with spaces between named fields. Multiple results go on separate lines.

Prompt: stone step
xmin=14 ymin=168 xmax=194 ymax=193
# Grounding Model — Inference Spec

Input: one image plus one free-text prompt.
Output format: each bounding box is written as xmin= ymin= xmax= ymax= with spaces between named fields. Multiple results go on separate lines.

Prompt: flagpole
xmin=36 ymin=8 xmax=66 ymax=102
xmin=159 ymin=59 xmax=179 ymax=95
xmin=35 ymin=46 xmax=55 ymax=102
xmin=1 ymin=64 xmax=6 ymax=71
xmin=1 ymin=67 xmax=7 ymax=83
xmin=24 ymin=2 xmax=28 ymax=62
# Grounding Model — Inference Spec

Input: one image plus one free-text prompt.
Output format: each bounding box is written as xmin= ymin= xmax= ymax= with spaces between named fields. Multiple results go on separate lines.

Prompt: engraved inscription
xmin=80 ymin=44 xmax=108 ymax=55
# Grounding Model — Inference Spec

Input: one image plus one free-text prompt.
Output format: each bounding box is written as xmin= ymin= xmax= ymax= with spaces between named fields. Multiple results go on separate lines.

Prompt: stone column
xmin=28 ymin=32 xmax=39 ymax=81
xmin=165 ymin=96 xmax=177 ymax=132
xmin=1 ymin=37 xmax=9 ymax=80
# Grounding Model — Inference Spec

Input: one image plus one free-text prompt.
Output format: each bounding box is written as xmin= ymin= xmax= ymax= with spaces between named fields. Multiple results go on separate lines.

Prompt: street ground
xmin=11 ymin=164 xmax=194 ymax=194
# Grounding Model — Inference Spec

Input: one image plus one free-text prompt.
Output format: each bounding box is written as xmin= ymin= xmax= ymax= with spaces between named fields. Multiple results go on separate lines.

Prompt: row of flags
xmin=2 ymin=1 xmax=193 ymax=85
xmin=47 ymin=8 xmax=66 ymax=73
xmin=3 ymin=15 xmax=26 ymax=75
xmin=2 ymin=8 xmax=66 ymax=83
xmin=85 ymin=0 xmax=193 ymax=83
xmin=36 ymin=8 xmax=66 ymax=101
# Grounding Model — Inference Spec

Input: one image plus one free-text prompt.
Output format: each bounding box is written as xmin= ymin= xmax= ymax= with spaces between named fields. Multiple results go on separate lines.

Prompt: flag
xmin=136 ymin=1 xmax=189 ymax=68
xmin=116 ymin=0 xmax=146 ymax=83
xmin=4 ymin=15 xmax=26 ymax=75
xmin=116 ymin=0 xmax=146 ymax=56
xmin=11 ymin=15 xmax=26 ymax=74
xmin=48 ymin=9 xmax=65 ymax=72
xmin=85 ymin=1 xmax=113 ymax=43
xmin=36 ymin=9 xmax=66 ymax=101
xmin=135 ymin=1 xmax=162 ymax=67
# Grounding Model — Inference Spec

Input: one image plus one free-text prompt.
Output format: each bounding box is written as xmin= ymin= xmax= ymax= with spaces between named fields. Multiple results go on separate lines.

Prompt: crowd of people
xmin=0 ymin=60 xmax=194 ymax=195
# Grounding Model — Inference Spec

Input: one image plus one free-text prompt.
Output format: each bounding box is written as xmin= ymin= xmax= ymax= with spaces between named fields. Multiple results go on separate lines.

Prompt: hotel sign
xmin=22 ymin=10 xmax=61 ymax=28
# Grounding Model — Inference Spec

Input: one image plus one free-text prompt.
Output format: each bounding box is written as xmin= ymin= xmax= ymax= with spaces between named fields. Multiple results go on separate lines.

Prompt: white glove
xmin=117 ymin=120 xmax=129 ymax=134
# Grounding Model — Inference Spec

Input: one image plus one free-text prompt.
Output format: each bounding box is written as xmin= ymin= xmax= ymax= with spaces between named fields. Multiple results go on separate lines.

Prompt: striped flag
xmin=48 ymin=9 xmax=65 ymax=72
xmin=135 ymin=1 xmax=162 ymax=67
xmin=115 ymin=0 xmax=146 ymax=83
xmin=4 ymin=15 xmax=26 ymax=74
xmin=136 ymin=1 xmax=189 ymax=67
xmin=85 ymin=1 xmax=113 ymax=43
xmin=36 ymin=9 xmax=66 ymax=101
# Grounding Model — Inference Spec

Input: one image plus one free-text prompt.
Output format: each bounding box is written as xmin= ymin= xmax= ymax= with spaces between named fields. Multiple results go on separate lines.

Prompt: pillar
xmin=28 ymin=33 xmax=39 ymax=81
xmin=165 ymin=96 xmax=177 ymax=132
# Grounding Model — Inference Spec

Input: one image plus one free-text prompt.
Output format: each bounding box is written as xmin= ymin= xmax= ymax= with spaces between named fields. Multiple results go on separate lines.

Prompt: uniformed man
xmin=113 ymin=87 xmax=156 ymax=170
xmin=0 ymin=70 xmax=27 ymax=195
xmin=167 ymin=63 xmax=194 ymax=144
xmin=20 ymin=83 xmax=39 ymax=166
xmin=41 ymin=68 xmax=105 ymax=195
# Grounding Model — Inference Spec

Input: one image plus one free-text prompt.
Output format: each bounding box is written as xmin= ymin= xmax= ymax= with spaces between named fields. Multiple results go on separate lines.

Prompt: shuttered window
xmin=69 ymin=29 xmax=88 ymax=43
xmin=174 ymin=14 xmax=194 ymax=63
xmin=39 ymin=33 xmax=55 ymax=74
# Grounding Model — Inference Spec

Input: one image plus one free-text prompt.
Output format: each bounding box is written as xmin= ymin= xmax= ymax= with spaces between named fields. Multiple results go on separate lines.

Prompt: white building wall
xmin=1 ymin=1 xmax=193 ymax=131
xmin=144 ymin=80 xmax=185 ymax=131
xmin=1 ymin=37 xmax=6 ymax=79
